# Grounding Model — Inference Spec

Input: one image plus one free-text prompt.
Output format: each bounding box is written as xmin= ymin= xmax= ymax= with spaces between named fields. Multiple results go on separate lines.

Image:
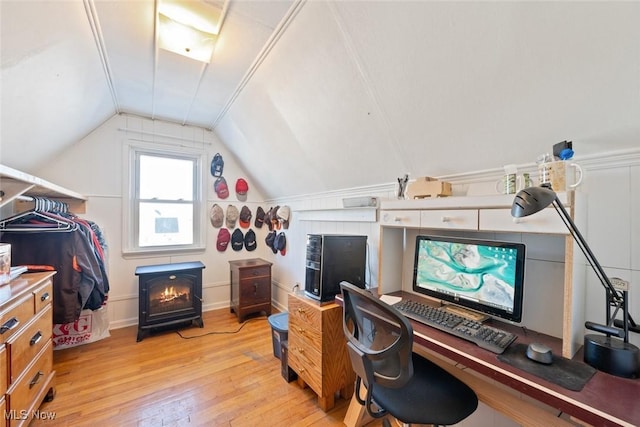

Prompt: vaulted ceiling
xmin=2 ymin=1 xmax=639 ymax=200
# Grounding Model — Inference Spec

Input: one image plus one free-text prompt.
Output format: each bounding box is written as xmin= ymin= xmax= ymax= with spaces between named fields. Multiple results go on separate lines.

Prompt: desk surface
xmin=339 ymin=290 xmax=640 ymax=427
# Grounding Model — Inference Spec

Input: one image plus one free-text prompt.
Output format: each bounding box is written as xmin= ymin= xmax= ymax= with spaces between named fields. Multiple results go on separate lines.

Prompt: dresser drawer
xmin=380 ymin=210 xmax=420 ymax=228
xmin=33 ymin=280 xmax=53 ymax=313
xmin=289 ymin=314 xmax=322 ymax=348
xmin=7 ymin=305 xmax=53 ymax=385
xmin=7 ymin=340 xmax=54 ymax=423
xmin=420 ymin=209 xmax=478 ymax=230
xmin=1 ymin=294 xmax=35 ymax=344
xmin=239 ymin=277 xmax=271 ymax=305
xmin=288 ymin=296 xmax=321 ymax=331
xmin=287 ymin=335 xmax=322 ymax=394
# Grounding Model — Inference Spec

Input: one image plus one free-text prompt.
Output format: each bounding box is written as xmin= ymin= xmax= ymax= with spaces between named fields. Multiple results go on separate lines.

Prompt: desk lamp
xmin=511 ymin=185 xmax=639 ymax=378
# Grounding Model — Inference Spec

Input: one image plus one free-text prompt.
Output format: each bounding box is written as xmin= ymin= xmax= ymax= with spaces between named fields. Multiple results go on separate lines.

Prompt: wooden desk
xmin=337 ymin=292 xmax=640 ymax=427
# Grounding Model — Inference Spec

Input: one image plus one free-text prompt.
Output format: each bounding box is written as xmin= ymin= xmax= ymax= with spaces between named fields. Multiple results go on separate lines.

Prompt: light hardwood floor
xmin=32 ymin=308 xmax=387 ymax=427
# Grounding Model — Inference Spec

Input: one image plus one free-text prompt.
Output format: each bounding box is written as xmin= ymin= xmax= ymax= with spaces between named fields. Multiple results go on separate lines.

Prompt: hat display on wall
xmin=239 ymin=205 xmax=252 ymax=228
xmin=231 ymin=228 xmax=244 ymax=251
xmin=270 ymin=205 xmax=280 ymax=230
xmin=210 ymin=153 xmax=224 ymax=177
xmin=236 ymin=178 xmax=249 ymax=201
xmin=214 ymin=176 xmax=229 ymax=199
xmin=277 ymin=205 xmax=290 ymax=229
xmin=209 ymin=204 xmax=224 ymax=228
xmin=275 ymin=232 xmax=286 ymax=255
xmin=216 ymin=228 xmax=230 ymax=251
xmin=226 ymin=205 xmax=239 ymax=228
xmin=244 ymin=229 xmax=257 ymax=251
xmin=265 ymin=230 xmax=277 ymax=254
xmin=254 ymin=206 xmax=265 ymax=228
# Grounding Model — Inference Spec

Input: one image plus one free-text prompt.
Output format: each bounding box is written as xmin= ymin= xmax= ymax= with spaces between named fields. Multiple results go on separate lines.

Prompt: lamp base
xmin=584 ymin=334 xmax=640 ymax=379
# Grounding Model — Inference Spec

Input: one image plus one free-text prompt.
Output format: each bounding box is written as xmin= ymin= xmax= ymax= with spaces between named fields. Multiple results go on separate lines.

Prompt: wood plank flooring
xmin=32 ymin=308 xmax=387 ymax=427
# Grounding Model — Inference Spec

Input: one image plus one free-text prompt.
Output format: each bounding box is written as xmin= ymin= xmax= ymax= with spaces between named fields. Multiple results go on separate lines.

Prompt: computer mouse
xmin=526 ymin=342 xmax=553 ymax=364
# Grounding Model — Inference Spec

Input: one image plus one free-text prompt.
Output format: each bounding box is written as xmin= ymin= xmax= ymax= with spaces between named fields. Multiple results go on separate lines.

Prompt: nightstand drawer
xmin=240 ymin=265 xmax=271 ymax=278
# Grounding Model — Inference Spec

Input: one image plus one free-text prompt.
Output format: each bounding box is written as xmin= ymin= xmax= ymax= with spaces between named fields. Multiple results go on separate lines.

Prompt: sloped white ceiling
xmin=1 ymin=1 xmax=639 ymax=200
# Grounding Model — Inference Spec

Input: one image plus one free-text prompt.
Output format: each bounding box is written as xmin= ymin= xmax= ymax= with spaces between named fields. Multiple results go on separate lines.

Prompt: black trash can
xmin=268 ymin=312 xmax=289 ymax=359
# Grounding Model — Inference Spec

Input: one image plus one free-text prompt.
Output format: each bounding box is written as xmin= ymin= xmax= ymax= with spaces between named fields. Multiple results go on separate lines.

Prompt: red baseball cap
xmin=236 ymin=178 xmax=248 ymax=201
xmin=216 ymin=228 xmax=230 ymax=251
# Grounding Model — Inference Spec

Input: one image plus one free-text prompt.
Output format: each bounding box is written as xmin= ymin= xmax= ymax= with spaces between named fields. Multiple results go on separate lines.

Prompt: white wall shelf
xmin=0 ymin=164 xmax=87 ymax=213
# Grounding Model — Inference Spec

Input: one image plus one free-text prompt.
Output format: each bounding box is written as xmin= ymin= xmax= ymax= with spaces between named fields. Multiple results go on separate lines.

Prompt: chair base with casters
xmin=340 ymin=282 xmax=478 ymax=426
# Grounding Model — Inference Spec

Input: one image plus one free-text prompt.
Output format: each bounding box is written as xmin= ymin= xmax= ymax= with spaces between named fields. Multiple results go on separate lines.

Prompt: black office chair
xmin=340 ymin=282 xmax=478 ymax=427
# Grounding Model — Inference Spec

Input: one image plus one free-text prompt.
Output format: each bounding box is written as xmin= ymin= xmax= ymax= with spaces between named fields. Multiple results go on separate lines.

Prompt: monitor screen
xmin=412 ymin=234 xmax=525 ymax=323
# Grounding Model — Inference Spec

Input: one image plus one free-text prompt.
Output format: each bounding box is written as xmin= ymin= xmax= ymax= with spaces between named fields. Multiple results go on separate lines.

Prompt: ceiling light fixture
xmin=156 ymin=0 xmax=222 ymax=63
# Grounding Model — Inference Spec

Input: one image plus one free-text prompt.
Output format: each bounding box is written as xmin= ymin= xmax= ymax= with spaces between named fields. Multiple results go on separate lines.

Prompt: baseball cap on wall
xmin=236 ymin=178 xmax=249 ymax=201
xmin=265 ymin=230 xmax=277 ymax=254
xmin=209 ymin=204 xmax=224 ymax=228
xmin=239 ymin=206 xmax=252 ymax=228
xmin=277 ymin=205 xmax=290 ymax=229
xmin=254 ymin=206 xmax=265 ymax=228
xmin=214 ymin=176 xmax=229 ymax=199
xmin=244 ymin=229 xmax=257 ymax=251
xmin=231 ymin=228 xmax=244 ymax=251
xmin=275 ymin=232 xmax=286 ymax=255
xmin=211 ymin=153 xmax=224 ymax=177
xmin=226 ymin=205 xmax=239 ymax=228
xmin=216 ymin=228 xmax=231 ymax=251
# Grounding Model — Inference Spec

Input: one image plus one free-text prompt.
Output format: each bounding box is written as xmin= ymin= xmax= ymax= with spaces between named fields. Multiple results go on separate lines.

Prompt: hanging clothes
xmin=0 ymin=199 xmax=109 ymax=324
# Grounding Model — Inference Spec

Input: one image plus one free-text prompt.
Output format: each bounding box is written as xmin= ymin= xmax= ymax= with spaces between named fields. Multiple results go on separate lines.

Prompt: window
xmin=124 ymin=145 xmax=205 ymax=254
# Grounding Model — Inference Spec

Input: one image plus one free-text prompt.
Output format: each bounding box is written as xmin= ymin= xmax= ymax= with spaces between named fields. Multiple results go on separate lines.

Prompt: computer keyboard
xmin=393 ymin=299 xmax=516 ymax=354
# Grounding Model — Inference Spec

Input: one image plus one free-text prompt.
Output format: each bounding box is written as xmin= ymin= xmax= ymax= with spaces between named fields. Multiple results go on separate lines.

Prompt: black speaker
xmin=584 ymin=334 xmax=640 ymax=379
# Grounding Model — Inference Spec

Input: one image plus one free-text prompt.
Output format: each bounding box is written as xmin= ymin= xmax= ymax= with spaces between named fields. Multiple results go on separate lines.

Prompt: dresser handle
xmin=41 ymin=292 xmax=51 ymax=302
xmin=29 ymin=371 xmax=44 ymax=389
xmin=0 ymin=317 xmax=19 ymax=334
xmin=254 ymin=283 xmax=258 ymax=294
xmin=30 ymin=331 xmax=43 ymax=346
xmin=297 ymin=347 xmax=304 ymax=353
xmin=297 ymin=327 xmax=305 ymax=333
xmin=297 ymin=308 xmax=305 ymax=313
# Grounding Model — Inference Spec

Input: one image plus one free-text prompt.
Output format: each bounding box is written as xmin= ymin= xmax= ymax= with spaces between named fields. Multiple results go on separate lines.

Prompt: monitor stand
xmin=442 ymin=303 xmax=488 ymax=323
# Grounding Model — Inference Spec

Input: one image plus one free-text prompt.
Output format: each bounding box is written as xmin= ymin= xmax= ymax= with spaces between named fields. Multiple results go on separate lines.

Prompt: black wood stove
xmin=135 ymin=261 xmax=205 ymax=342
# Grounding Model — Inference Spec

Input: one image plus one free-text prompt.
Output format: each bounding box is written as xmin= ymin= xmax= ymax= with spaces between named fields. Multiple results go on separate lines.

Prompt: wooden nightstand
xmin=287 ymin=291 xmax=354 ymax=411
xmin=229 ymin=258 xmax=272 ymax=323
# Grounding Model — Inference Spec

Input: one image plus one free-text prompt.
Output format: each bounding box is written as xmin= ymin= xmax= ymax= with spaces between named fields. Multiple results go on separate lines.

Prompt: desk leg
xmin=343 ymin=382 xmax=373 ymax=427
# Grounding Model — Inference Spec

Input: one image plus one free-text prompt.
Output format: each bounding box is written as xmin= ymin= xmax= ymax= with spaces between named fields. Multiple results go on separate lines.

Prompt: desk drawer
xmin=420 ymin=209 xmax=478 ymax=230
xmin=1 ymin=294 xmax=35 ymax=344
xmin=289 ymin=315 xmax=322 ymax=348
xmin=7 ymin=305 xmax=52 ymax=384
xmin=380 ymin=210 xmax=420 ymax=228
xmin=479 ymin=208 xmax=568 ymax=234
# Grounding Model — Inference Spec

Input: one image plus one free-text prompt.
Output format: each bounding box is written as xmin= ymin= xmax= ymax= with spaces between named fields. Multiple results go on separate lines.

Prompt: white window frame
xmin=123 ymin=142 xmax=206 ymax=256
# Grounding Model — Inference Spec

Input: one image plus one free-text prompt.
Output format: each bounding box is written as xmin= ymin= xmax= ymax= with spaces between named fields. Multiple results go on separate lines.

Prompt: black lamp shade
xmin=511 ymin=186 xmax=556 ymax=218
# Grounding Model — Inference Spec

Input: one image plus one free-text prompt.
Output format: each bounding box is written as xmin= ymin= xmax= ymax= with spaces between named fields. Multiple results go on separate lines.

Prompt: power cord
xmin=174 ymin=315 xmax=268 ymax=339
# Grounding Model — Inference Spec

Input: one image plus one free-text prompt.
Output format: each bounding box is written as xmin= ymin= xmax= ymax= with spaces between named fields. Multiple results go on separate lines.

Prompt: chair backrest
xmin=340 ymin=281 xmax=414 ymax=390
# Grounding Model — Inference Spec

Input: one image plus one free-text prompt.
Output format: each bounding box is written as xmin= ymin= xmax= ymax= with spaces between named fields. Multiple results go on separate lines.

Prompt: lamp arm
xmin=551 ymin=197 xmax=621 ymax=301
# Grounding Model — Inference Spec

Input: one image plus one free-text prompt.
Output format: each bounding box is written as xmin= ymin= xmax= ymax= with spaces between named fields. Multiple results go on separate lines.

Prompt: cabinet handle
xmin=297 ymin=347 xmax=304 ymax=353
xmin=254 ymin=283 xmax=258 ymax=294
xmin=0 ymin=317 xmax=19 ymax=334
xmin=441 ymin=216 xmax=451 ymax=222
xmin=29 ymin=371 xmax=44 ymax=389
xmin=297 ymin=327 xmax=305 ymax=333
xmin=30 ymin=331 xmax=43 ymax=346
xmin=297 ymin=308 xmax=305 ymax=313
xmin=299 ymin=368 xmax=305 ymax=374
xmin=41 ymin=292 xmax=51 ymax=302
xmin=394 ymin=216 xmax=402 ymax=222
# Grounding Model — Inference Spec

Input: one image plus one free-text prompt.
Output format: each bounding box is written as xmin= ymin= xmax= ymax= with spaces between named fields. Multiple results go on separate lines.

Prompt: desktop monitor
xmin=412 ymin=234 xmax=526 ymax=323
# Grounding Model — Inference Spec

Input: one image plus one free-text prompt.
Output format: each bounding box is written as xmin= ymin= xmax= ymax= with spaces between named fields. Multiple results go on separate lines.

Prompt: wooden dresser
xmin=229 ymin=258 xmax=272 ymax=323
xmin=287 ymin=292 xmax=354 ymax=411
xmin=1 ymin=272 xmax=56 ymax=426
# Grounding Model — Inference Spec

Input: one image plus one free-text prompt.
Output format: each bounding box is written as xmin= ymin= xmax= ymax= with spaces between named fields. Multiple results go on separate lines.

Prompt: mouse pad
xmin=497 ymin=343 xmax=596 ymax=391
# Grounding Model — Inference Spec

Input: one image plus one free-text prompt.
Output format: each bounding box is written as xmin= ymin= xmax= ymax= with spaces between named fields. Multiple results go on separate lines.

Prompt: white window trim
xmin=122 ymin=140 xmax=206 ymax=256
